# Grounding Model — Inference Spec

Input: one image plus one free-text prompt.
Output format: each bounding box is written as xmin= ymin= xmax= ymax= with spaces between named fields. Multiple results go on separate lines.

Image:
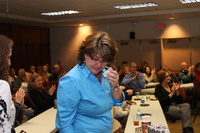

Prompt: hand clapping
xmin=15 ymin=88 xmax=25 ymax=105
xmin=171 ymin=82 xmax=180 ymax=95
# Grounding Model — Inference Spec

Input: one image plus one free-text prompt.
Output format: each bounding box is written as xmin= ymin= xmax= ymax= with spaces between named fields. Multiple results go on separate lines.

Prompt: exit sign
xmin=157 ymin=24 xmax=165 ymax=30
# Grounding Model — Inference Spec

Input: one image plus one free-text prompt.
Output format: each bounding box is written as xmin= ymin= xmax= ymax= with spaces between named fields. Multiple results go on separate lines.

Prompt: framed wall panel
xmin=191 ymin=37 xmax=200 ymax=65
xmin=163 ymin=38 xmax=190 ymax=71
xmin=140 ymin=39 xmax=161 ymax=70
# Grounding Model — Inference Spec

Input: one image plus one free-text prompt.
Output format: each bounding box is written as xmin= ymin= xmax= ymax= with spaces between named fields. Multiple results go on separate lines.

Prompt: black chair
xmin=192 ymin=81 xmax=200 ymax=123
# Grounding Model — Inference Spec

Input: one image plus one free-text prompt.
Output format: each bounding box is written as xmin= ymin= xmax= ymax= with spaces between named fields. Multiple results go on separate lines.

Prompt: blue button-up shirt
xmin=122 ymin=73 xmax=145 ymax=92
xmin=56 ymin=64 xmax=124 ymax=133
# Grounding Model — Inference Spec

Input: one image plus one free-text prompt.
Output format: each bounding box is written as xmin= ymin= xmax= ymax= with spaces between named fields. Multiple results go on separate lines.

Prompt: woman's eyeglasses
xmin=90 ymin=56 xmax=108 ymax=66
xmin=165 ymin=75 xmax=171 ymax=78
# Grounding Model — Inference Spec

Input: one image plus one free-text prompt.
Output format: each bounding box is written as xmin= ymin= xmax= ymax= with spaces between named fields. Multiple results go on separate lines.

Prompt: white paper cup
xmin=141 ymin=120 xmax=151 ymax=133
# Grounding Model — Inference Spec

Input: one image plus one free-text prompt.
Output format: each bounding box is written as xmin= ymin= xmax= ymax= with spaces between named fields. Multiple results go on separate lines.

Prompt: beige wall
xmin=50 ymin=17 xmax=200 ymax=72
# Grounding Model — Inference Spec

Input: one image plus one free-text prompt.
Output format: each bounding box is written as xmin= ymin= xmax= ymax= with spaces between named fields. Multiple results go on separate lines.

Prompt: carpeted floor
xmin=167 ymin=110 xmax=199 ymax=133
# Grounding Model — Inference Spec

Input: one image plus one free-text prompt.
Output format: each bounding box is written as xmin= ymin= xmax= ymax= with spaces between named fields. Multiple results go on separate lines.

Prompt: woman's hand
xmin=126 ymin=89 xmax=133 ymax=96
xmin=189 ymin=65 xmax=194 ymax=72
xmin=48 ymin=84 xmax=57 ymax=96
xmin=171 ymin=83 xmax=180 ymax=96
xmin=133 ymin=71 xmax=140 ymax=80
xmin=172 ymin=83 xmax=180 ymax=91
xmin=151 ymin=68 xmax=156 ymax=74
xmin=15 ymin=88 xmax=25 ymax=105
xmin=106 ymin=69 xmax=119 ymax=89
xmin=106 ymin=68 xmax=123 ymax=100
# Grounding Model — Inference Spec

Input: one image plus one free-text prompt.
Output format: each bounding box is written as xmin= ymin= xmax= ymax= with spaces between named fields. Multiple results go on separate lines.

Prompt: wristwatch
xmin=114 ymin=84 xmax=120 ymax=91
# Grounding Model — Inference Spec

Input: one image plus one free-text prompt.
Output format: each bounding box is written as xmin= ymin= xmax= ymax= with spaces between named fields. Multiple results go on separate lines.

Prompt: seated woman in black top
xmin=155 ymin=70 xmax=193 ymax=133
xmin=28 ymin=74 xmax=56 ymax=115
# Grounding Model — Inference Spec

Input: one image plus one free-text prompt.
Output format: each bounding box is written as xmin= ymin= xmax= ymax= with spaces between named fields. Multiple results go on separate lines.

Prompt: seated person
xmin=20 ymin=72 xmax=35 ymax=120
xmin=29 ymin=65 xmax=37 ymax=75
xmin=28 ymin=74 xmax=56 ymax=115
xmin=49 ymin=64 xmax=60 ymax=82
xmin=13 ymin=69 xmax=25 ymax=90
xmin=8 ymin=68 xmax=18 ymax=90
xmin=43 ymin=65 xmax=51 ymax=78
xmin=118 ymin=64 xmax=133 ymax=100
xmin=118 ymin=61 xmax=128 ymax=75
xmin=20 ymin=72 xmax=32 ymax=94
xmin=143 ymin=66 xmax=157 ymax=83
xmin=155 ymin=70 xmax=193 ymax=133
xmin=194 ymin=62 xmax=200 ymax=81
xmin=13 ymin=88 xmax=25 ymax=127
xmin=113 ymin=100 xmax=134 ymax=126
xmin=119 ymin=85 xmax=133 ymax=101
xmin=119 ymin=63 xmax=130 ymax=84
xmin=163 ymin=68 xmax=179 ymax=85
xmin=36 ymin=65 xmax=49 ymax=83
xmin=122 ymin=62 xmax=145 ymax=99
xmin=178 ymin=62 xmax=195 ymax=83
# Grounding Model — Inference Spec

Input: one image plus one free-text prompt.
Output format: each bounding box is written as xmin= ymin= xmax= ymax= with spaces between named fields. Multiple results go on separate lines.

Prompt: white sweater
xmin=0 ymin=80 xmax=16 ymax=133
xmin=113 ymin=102 xmax=130 ymax=118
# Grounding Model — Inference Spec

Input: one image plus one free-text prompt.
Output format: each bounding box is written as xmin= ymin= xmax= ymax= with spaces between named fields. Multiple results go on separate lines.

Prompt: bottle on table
xmin=141 ymin=97 xmax=145 ymax=104
xmin=136 ymin=109 xmax=142 ymax=120
xmin=180 ymin=80 xmax=183 ymax=85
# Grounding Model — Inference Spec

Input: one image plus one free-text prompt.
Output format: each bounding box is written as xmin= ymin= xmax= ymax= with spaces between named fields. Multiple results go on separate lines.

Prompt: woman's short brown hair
xmin=78 ymin=31 xmax=118 ymax=66
xmin=0 ymin=35 xmax=13 ymax=80
xmin=157 ymin=70 xmax=167 ymax=84
xmin=28 ymin=74 xmax=41 ymax=91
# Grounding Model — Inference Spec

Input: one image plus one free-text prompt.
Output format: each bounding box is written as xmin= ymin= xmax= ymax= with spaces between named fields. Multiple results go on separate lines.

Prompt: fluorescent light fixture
xmin=113 ymin=3 xmax=158 ymax=9
xmin=41 ymin=10 xmax=79 ymax=16
xmin=179 ymin=0 xmax=200 ymax=3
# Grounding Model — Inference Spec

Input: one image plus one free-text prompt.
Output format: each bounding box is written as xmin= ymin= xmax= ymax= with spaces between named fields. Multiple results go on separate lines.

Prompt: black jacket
xmin=155 ymin=84 xmax=183 ymax=112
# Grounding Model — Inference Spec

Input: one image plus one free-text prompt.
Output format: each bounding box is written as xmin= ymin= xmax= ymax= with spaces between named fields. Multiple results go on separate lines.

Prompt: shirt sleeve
xmin=122 ymin=75 xmax=132 ymax=85
xmin=113 ymin=106 xmax=129 ymax=118
xmin=56 ymin=76 xmax=80 ymax=133
xmin=0 ymin=80 xmax=15 ymax=132
xmin=137 ymin=74 xmax=146 ymax=89
xmin=113 ymin=90 xmax=125 ymax=106
xmin=178 ymin=72 xmax=191 ymax=83
xmin=143 ymin=73 xmax=156 ymax=82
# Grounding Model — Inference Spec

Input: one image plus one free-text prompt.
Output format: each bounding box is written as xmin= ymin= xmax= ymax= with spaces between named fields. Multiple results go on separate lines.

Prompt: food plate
xmin=134 ymin=98 xmax=141 ymax=100
xmin=150 ymin=98 xmax=157 ymax=101
xmin=141 ymin=113 xmax=151 ymax=116
xmin=140 ymin=103 xmax=149 ymax=106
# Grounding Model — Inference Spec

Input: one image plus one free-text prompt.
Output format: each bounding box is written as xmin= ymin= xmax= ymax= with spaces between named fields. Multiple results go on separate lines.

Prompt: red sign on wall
xmin=157 ymin=24 xmax=165 ymax=30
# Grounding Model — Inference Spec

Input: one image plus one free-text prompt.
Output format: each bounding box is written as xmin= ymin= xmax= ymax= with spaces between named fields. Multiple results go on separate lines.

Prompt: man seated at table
xmin=178 ymin=62 xmax=195 ymax=83
xmin=112 ymin=100 xmax=133 ymax=126
xmin=122 ymin=62 xmax=145 ymax=100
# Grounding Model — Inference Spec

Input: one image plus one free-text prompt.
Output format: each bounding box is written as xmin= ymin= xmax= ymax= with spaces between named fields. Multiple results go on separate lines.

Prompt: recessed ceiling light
xmin=179 ymin=0 xmax=200 ymax=3
xmin=113 ymin=3 xmax=158 ymax=9
xmin=41 ymin=10 xmax=79 ymax=16
xmin=169 ymin=17 xmax=175 ymax=19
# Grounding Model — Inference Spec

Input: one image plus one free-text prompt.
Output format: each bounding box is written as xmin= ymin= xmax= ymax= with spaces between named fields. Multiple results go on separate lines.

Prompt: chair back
xmin=179 ymin=87 xmax=186 ymax=102
xmin=193 ymin=81 xmax=200 ymax=101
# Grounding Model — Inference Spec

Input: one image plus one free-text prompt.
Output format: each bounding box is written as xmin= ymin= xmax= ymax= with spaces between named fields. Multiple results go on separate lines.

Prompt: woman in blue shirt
xmin=56 ymin=31 xmax=124 ymax=133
